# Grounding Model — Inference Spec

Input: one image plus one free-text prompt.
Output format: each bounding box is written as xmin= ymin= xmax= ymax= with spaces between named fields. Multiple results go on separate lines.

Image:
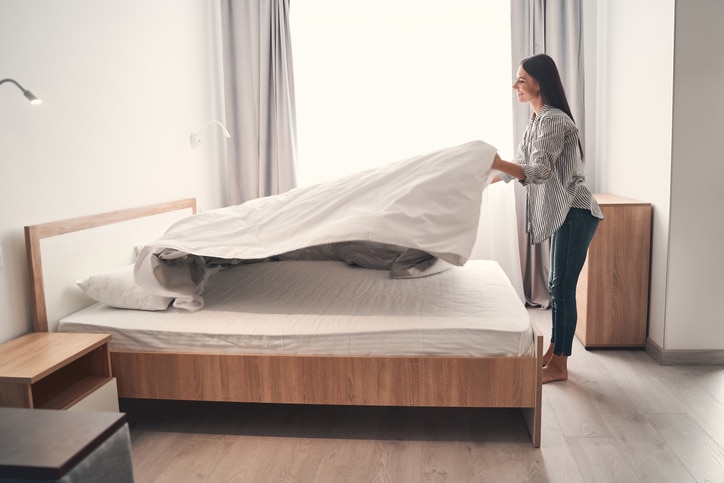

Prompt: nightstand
xmin=575 ymin=194 xmax=653 ymax=348
xmin=0 ymin=332 xmax=118 ymax=411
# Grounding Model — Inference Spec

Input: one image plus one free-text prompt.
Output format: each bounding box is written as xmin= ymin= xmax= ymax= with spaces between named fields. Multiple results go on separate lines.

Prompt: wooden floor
xmin=123 ymin=309 xmax=724 ymax=482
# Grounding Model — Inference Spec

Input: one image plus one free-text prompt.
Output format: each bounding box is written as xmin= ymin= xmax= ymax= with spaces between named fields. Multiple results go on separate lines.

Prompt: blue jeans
xmin=548 ymin=208 xmax=600 ymax=356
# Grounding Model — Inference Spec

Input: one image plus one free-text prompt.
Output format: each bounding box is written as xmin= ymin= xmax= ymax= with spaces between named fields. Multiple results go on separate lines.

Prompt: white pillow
xmin=77 ymin=264 xmax=173 ymax=311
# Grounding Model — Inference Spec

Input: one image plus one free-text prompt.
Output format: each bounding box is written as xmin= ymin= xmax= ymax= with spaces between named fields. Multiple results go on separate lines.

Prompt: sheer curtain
xmin=510 ymin=0 xmax=586 ymax=307
xmin=220 ymin=0 xmax=298 ymax=204
xmin=291 ymin=0 xmax=525 ymax=300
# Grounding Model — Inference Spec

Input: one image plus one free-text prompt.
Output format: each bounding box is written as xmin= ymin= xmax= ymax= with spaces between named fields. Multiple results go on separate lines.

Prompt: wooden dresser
xmin=575 ymin=194 xmax=653 ymax=348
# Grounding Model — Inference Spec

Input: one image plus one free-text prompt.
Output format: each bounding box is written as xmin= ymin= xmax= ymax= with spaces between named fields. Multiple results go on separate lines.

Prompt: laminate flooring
xmin=122 ymin=308 xmax=724 ymax=482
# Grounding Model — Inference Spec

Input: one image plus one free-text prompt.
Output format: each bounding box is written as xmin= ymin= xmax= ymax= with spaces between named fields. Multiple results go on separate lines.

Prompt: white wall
xmin=0 ymin=0 xmax=228 ymax=343
xmin=593 ymin=0 xmax=675 ymax=349
xmin=582 ymin=0 xmax=599 ymax=191
xmin=667 ymin=0 xmax=724 ymax=350
xmin=594 ymin=0 xmax=724 ymax=352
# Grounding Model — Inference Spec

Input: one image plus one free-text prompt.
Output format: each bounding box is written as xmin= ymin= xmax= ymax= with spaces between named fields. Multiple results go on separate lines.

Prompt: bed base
xmin=25 ymin=198 xmax=543 ymax=447
xmin=110 ymin=332 xmax=543 ymax=446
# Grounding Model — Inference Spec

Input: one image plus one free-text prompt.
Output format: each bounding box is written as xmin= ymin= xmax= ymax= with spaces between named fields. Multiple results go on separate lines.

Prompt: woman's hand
xmin=492 ymin=153 xmax=503 ymax=170
xmin=489 ymin=153 xmax=503 ymax=183
xmin=491 ymin=152 xmax=525 ymax=181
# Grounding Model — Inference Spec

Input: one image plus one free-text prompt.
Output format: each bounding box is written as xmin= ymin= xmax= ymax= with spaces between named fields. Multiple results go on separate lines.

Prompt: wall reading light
xmin=0 ymin=78 xmax=42 ymax=105
xmin=190 ymin=120 xmax=231 ymax=149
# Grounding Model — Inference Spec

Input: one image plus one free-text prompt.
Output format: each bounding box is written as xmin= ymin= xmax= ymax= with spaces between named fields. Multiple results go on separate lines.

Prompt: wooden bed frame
xmin=25 ymin=198 xmax=543 ymax=447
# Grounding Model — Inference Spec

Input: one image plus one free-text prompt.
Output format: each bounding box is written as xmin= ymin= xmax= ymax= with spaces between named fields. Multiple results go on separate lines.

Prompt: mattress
xmin=59 ymin=259 xmax=534 ymax=357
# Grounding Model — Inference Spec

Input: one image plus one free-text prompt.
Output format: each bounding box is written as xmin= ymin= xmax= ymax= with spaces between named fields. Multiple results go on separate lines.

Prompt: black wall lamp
xmin=1 ymin=78 xmax=42 ymax=105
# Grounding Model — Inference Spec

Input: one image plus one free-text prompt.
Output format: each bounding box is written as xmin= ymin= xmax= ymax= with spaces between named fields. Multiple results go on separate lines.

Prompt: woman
xmin=492 ymin=53 xmax=603 ymax=384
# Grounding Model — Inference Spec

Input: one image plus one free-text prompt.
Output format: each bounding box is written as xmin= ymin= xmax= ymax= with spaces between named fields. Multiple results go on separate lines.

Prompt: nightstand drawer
xmin=67 ymin=377 xmax=119 ymax=412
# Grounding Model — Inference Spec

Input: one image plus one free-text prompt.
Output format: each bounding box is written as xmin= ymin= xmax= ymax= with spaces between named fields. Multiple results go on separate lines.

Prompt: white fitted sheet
xmin=59 ymin=259 xmax=534 ymax=357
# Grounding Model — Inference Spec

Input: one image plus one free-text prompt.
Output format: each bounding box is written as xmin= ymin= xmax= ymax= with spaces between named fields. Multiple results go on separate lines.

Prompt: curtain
xmin=510 ymin=0 xmax=585 ymax=307
xmin=470 ymin=181 xmax=526 ymax=303
xmin=221 ymin=0 xmax=298 ymax=204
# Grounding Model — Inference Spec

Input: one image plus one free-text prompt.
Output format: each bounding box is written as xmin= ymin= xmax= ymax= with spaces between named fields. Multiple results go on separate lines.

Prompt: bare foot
xmin=542 ymin=354 xmax=568 ymax=384
xmin=542 ymin=342 xmax=554 ymax=367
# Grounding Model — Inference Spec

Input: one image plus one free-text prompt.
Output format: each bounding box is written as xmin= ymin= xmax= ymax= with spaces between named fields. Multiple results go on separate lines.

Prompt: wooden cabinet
xmin=0 ymin=332 xmax=118 ymax=411
xmin=575 ymin=194 xmax=652 ymax=348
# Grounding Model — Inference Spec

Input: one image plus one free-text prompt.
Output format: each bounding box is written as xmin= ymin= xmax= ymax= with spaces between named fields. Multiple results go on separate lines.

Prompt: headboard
xmin=25 ymin=198 xmax=197 ymax=332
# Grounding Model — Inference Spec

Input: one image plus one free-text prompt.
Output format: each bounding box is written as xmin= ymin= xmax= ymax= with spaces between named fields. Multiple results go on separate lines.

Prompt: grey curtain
xmin=221 ymin=0 xmax=298 ymax=205
xmin=510 ymin=0 xmax=585 ymax=307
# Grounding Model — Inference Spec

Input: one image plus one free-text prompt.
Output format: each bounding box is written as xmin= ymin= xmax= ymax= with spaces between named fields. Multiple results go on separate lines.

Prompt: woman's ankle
xmin=542 ymin=343 xmax=554 ymax=366
xmin=542 ymin=354 xmax=568 ymax=384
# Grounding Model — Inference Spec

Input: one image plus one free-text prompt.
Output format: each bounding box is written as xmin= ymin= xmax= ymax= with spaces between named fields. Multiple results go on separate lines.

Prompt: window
xmin=291 ymin=0 xmax=513 ymax=187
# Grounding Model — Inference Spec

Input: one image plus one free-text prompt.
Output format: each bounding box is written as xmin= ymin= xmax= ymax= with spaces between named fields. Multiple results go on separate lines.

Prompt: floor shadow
xmin=120 ymin=398 xmax=533 ymax=444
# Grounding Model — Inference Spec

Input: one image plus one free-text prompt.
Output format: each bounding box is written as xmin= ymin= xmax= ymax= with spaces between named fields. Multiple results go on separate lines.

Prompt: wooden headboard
xmin=25 ymin=198 xmax=197 ymax=332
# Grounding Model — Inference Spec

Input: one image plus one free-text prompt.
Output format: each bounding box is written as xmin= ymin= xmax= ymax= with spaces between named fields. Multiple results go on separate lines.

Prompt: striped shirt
xmin=499 ymin=105 xmax=603 ymax=244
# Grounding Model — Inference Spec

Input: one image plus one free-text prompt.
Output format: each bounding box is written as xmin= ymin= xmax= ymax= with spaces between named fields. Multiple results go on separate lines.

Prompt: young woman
xmin=492 ymin=53 xmax=603 ymax=384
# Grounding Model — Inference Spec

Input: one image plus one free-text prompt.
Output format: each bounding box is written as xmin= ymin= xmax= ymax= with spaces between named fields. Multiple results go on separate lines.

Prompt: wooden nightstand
xmin=0 ymin=332 xmax=118 ymax=411
xmin=575 ymin=194 xmax=653 ymax=348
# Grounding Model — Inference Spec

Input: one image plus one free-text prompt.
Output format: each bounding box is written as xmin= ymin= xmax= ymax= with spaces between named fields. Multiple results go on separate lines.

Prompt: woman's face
xmin=512 ymin=66 xmax=541 ymax=105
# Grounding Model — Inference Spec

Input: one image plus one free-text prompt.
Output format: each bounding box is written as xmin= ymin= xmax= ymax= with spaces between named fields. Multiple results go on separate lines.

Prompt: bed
xmin=24 ymin=141 xmax=543 ymax=446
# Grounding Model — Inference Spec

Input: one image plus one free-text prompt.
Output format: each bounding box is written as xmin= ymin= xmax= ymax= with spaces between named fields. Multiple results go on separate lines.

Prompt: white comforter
xmin=135 ymin=140 xmax=497 ymax=310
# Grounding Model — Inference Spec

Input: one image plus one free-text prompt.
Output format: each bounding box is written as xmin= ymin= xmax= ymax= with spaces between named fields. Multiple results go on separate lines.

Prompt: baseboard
xmin=646 ymin=338 xmax=724 ymax=365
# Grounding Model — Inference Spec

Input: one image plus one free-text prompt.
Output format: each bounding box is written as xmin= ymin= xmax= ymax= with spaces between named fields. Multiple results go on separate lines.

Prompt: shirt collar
xmin=531 ymin=104 xmax=554 ymax=121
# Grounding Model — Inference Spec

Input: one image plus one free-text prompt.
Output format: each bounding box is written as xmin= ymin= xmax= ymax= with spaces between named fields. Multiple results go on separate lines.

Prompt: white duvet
xmin=135 ymin=140 xmax=497 ymax=310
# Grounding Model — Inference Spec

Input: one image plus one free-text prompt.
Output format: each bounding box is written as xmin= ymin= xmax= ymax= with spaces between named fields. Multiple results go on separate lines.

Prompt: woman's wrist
xmin=492 ymin=153 xmax=504 ymax=171
xmin=493 ymin=154 xmax=525 ymax=181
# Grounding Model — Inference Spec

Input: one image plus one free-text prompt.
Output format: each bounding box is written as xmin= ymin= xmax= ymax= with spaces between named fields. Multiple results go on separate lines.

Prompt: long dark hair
xmin=520 ymin=54 xmax=575 ymax=123
xmin=520 ymin=53 xmax=582 ymax=156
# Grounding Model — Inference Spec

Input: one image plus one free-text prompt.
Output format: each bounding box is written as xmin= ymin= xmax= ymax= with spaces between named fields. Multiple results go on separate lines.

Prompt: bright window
xmin=290 ymin=0 xmax=513 ymax=187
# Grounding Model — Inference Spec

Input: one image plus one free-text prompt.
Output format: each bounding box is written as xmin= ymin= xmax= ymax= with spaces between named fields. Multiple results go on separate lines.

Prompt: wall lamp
xmin=190 ymin=120 xmax=230 ymax=149
xmin=1 ymin=78 xmax=42 ymax=105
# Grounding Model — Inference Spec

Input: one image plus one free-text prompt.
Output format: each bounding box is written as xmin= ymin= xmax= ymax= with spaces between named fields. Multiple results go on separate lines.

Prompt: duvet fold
xmin=135 ymin=140 xmax=497 ymax=311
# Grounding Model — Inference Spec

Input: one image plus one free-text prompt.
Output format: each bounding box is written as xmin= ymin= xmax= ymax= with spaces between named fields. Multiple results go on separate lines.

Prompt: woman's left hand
xmin=492 ymin=153 xmax=502 ymax=170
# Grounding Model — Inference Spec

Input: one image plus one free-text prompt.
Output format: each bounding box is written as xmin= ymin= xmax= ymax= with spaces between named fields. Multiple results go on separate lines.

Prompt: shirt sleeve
xmin=520 ymin=116 xmax=566 ymax=186
xmin=497 ymin=172 xmax=516 ymax=183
